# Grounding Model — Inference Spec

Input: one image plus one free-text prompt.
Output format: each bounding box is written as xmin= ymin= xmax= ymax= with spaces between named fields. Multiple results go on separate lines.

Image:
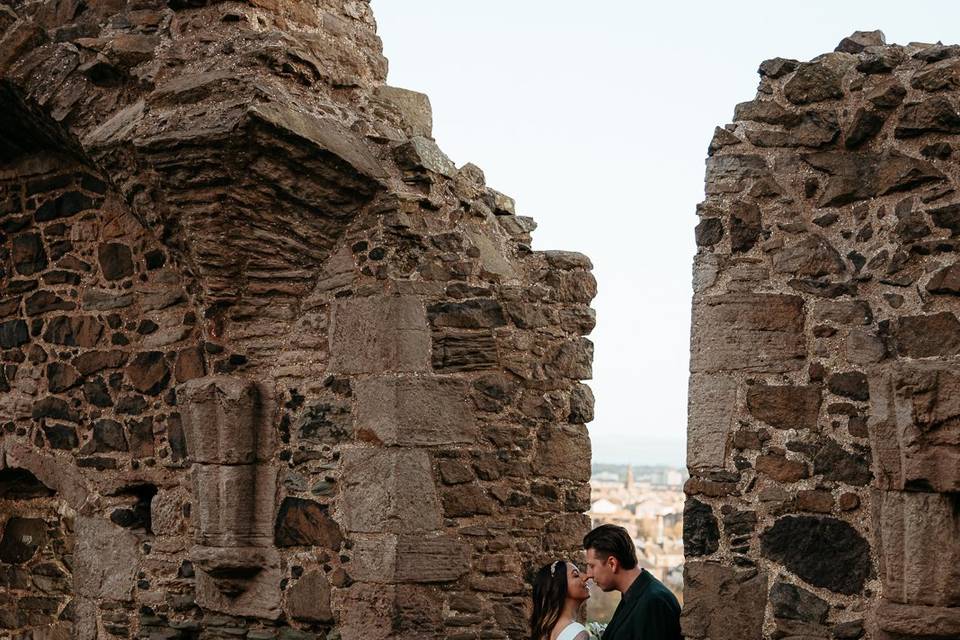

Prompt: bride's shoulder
xmin=556 ymin=621 xmax=588 ymax=640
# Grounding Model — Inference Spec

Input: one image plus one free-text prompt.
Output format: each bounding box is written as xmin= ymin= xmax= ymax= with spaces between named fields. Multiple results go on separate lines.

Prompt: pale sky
xmin=371 ymin=1 xmax=960 ymax=467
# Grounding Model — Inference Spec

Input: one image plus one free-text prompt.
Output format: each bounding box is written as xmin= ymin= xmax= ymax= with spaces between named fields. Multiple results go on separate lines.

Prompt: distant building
xmin=587 ymin=464 xmax=685 ymax=606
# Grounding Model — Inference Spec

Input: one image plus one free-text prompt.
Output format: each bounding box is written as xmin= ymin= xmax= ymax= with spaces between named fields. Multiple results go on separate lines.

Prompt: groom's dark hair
xmin=583 ymin=524 xmax=638 ymax=570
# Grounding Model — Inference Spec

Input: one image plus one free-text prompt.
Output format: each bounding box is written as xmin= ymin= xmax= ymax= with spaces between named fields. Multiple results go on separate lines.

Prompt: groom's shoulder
xmin=643 ymin=576 xmax=681 ymax=610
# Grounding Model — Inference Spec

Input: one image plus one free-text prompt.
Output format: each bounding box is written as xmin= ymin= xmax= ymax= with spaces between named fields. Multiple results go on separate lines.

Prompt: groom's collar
xmin=621 ymin=568 xmax=653 ymax=602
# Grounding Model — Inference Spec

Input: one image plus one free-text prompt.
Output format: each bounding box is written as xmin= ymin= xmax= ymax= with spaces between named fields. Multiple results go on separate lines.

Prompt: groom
xmin=583 ymin=524 xmax=682 ymax=640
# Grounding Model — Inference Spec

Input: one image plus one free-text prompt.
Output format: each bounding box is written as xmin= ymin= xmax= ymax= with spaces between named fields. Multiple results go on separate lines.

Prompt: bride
xmin=531 ymin=559 xmax=591 ymax=640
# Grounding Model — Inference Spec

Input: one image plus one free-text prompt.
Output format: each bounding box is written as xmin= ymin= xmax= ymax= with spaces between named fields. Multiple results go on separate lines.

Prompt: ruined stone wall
xmin=0 ymin=1 xmax=596 ymax=638
xmin=685 ymin=31 xmax=960 ymax=640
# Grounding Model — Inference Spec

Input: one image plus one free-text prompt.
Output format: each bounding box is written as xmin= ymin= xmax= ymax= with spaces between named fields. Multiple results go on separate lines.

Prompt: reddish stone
xmin=827 ymin=371 xmax=869 ymax=401
xmin=894 ymin=312 xmax=960 ymax=357
xmin=0 ymin=518 xmax=47 ymax=563
xmin=691 ymin=294 xmax=805 ymax=373
xmin=796 ymin=489 xmax=834 ymax=514
xmin=11 ymin=233 xmax=47 ymax=276
xmin=173 ymin=346 xmax=205 ymax=383
xmin=755 ymin=451 xmax=809 ymax=483
xmin=97 ymin=243 xmax=134 ymax=281
xmin=46 ymin=362 xmax=81 ymax=393
xmin=73 ymin=350 xmax=128 ymax=375
xmin=42 ymin=315 xmax=104 ymax=347
xmin=285 ymin=570 xmax=333 ymax=623
xmin=125 ymin=351 xmax=169 ymax=395
xmin=682 ymin=562 xmax=768 ymax=640
xmin=441 ymin=484 xmax=494 ymax=518
xmin=926 ymin=262 xmax=960 ymax=294
xmin=746 ymin=384 xmax=822 ymax=431
xmin=275 ymin=497 xmax=344 ymax=549
xmin=838 ymin=492 xmax=860 ymax=511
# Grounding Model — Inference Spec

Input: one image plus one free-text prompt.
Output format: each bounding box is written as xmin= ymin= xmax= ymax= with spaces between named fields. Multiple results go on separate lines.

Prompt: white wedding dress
xmin=556 ymin=621 xmax=589 ymax=640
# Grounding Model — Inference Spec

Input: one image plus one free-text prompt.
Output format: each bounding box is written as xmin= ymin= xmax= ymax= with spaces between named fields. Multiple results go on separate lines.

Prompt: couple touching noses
xmin=531 ymin=524 xmax=683 ymax=640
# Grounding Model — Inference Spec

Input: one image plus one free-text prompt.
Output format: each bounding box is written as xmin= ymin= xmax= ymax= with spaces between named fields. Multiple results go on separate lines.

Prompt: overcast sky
xmin=370 ymin=1 xmax=960 ymax=467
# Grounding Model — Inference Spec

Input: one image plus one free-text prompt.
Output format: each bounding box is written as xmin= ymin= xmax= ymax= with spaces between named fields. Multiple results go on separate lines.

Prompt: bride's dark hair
xmin=531 ymin=560 xmax=568 ymax=640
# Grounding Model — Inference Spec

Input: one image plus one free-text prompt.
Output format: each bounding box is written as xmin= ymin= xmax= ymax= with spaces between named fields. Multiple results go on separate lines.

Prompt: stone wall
xmin=686 ymin=31 xmax=960 ymax=640
xmin=0 ymin=2 xmax=596 ymax=638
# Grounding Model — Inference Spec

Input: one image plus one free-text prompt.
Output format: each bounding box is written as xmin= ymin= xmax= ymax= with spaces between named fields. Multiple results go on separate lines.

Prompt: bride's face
xmin=566 ymin=563 xmax=590 ymax=602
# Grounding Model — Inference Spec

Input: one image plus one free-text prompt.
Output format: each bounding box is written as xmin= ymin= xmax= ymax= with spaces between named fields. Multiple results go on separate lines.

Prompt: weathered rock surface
xmin=0 ymin=0 xmax=595 ymax=637
xmin=690 ymin=30 xmax=960 ymax=640
xmin=760 ymin=516 xmax=871 ymax=595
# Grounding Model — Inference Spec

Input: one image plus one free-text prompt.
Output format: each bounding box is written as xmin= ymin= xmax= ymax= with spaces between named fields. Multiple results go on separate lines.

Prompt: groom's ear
xmin=607 ymin=555 xmax=620 ymax=573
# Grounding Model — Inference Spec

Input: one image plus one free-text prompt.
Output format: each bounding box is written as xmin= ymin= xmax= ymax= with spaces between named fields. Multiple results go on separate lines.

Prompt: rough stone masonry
xmin=686 ymin=30 xmax=960 ymax=640
xmin=0 ymin=1 xmax=596 ymax=638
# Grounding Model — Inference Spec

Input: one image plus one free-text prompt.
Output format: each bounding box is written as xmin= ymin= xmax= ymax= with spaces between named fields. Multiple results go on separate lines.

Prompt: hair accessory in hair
xmin=550 ymin=560 xmax=560 ymax=576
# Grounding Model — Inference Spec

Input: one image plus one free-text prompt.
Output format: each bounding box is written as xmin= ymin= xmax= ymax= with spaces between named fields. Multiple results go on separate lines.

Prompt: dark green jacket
xmin=602 ymin=570 xmax=682 ymax=640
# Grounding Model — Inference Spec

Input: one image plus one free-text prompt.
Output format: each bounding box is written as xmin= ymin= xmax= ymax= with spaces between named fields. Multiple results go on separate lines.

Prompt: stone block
xmin=350 ymin=534 xmax=398 ymax=583
xmin=42 ymin=315 xmax=103 ymax=347
xmin=772 ymin=234 xmax=846 ymax=277
xmin=691 ymin=294 xmax=806 ymax=373
xmin=873 ymin=490 xmax=960 ymax=607
xmin=802 ymin=150 xmax=945 ymax=207
xmin=533 ymin=424 xmax=591 ymax=481
xmin=770 ymin=581 xmax=830 ymax=623
xmin=760 ymin=515 xmax=871 ymax=595
xmin=74 ymin=516 xmax=138 ymax=601
xmin=681 ymin=562 xmax=767 ymax=640
xmin=684 ymin=498 xmax=720 ymax=556
xmin=329 ymin=296 xmax=431 ymax=374
xmin=150 ymin=486 xmax=186 ymax=536
xmin=846 ymin=329 xmax=886 ymax=364
xmin=373 ymin=85 xmax=433 ymax=138
xmin=814 ymin=300 xmax=873 ymax=325
xmin=125 ymin=351 xmax=170 ymax=395
xmin=869 ymin=362 xmax=960 ymax=492
xmin=333 ymin=584 xmax=395 ymax=640
xmin=704 ymin=154 xmax=770 ymax=195
xmin=547 ymin=337 xmax=594 ymax=380
xmin=755 ymin=451 xmax=810 ymax=482
xmin=352 ymin=532 xmax=470 ymax=584
xmin=395 ymin=534 xmax=470 ymax=583
xmin=340 ymin=448 xmax=442 ymax=533
xmin=2 ymin=441 xmax=89 ymax=509
xmin=543 ymin=513 xmax=591 ymax=552
xmin=875 ymin=600 xmax=960 ymax=639
xmin=177 ymin=377 xmax=273 ymax=464
xmin=0 ymin=517 xmax=47 ymax=563
xmin=191 ymin=463 xmax=277 ymax=547
xmin=353 ymin=375 xmax=478 ymax=446
xmin=466 ymin=226 xmax=517 ymax=279
xmin=893 ymin=312 xmax=960 ymax=358
xmin=247 ymin=103 xmax=387 ymax=181
xmin=431 ymin=330 xmax=498 ymax=372
xmin=687 ymin=374 xmax=738 ymax=471
xmin=392 ymin=136 xmax=456 ymax=177
xmin=285 ymin=570 xmax=333 ymax=623
xmin=192 ymin=546 xmax=282 ymax=620
xmin=274 ymin=496 xmax=344 ymax=549
xmin=746 ymin=383 xmax=821 ymax=431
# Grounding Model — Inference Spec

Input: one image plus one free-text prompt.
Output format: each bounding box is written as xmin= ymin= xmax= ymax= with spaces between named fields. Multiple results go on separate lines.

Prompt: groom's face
xmin=584 ymin=548 xmax=616 ymax=591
